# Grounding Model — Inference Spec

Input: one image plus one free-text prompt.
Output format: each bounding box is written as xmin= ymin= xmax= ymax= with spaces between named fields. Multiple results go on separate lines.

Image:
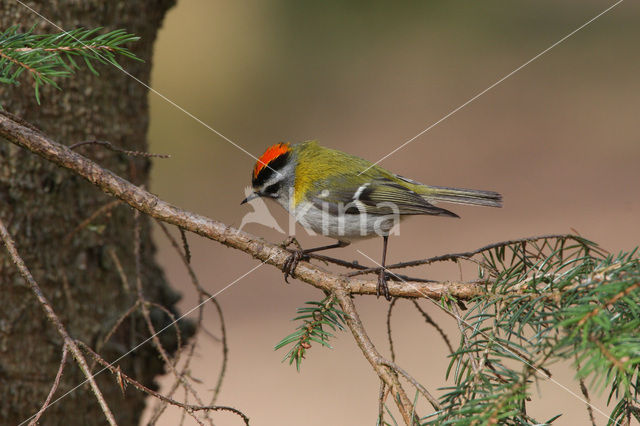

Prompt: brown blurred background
xmin=143 ymin=1 xmax=640 ymax=424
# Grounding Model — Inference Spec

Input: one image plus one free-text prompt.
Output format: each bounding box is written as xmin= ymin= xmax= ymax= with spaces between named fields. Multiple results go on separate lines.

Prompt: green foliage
xmin=275 ymin=294 xmax=346 ymax=370
xmin=425 ymin=236 xmax=640 ymax=425
xmin=277 ymin=235 xmax=639 ymax=423
xmin=0 ymin=26 xmax=140 ymax=103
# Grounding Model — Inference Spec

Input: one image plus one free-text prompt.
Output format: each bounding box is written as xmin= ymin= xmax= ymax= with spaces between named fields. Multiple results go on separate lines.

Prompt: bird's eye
xmin=264 ymin=183 xmax=279 ymax=195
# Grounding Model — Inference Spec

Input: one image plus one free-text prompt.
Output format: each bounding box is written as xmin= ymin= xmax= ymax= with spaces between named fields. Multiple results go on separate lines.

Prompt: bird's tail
xmin=420 ymin=185 xmax=502 ymax=208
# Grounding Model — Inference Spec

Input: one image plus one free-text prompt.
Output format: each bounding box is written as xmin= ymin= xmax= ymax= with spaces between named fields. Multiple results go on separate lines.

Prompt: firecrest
xmin=241 ymin=140 xmax=502 ymax=300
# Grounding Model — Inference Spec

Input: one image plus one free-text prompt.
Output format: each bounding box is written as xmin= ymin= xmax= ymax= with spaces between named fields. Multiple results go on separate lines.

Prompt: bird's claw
xmin=283 ymin=249 xmax=307 ymax=283
xmin=377 ymin=269 xmax=392 ymax=301
xmin=281 ymin=236 xmax=302 ymax=250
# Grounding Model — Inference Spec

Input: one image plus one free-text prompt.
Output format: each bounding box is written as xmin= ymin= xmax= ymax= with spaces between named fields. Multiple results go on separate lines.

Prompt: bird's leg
xmin=282 ymin=239 xmax=350 ymax=282
xmin=377 ymin=235 xmax=392 ymax=301
xmin=281 ymin=236 xmax=303 ymax=251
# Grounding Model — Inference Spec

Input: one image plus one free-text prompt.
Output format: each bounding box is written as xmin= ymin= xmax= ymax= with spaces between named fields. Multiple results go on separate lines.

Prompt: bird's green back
xmin=292 ymin=140 xmax=501 ymax=214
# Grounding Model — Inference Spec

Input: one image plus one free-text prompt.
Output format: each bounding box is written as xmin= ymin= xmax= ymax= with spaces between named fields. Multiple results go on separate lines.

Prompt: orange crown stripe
xmin=253 ymin=142 xmax=290 ymax=178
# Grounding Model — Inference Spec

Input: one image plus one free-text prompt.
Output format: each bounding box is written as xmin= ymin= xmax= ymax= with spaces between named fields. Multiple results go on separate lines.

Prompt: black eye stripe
xmin=252 ymin=152 xmax=289 ymax=187
xmin=252 ymin=167 xmax=273 ymax=188
xmin=264 ymin=183 xmax=279 ymax=194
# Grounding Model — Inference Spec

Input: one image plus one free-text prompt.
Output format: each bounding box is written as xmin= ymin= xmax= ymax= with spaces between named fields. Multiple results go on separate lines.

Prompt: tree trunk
xmin=0 ymin=2 xmax=191 ymax=425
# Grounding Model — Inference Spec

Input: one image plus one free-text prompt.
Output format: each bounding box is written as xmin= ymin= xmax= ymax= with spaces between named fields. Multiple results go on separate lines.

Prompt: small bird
xmin=241 ymin=140 xmax=502 ymax=300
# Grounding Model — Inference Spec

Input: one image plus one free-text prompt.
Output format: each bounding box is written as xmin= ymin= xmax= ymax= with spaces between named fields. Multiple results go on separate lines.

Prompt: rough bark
xmin=0 ymin=2 xmax=190 ymax=425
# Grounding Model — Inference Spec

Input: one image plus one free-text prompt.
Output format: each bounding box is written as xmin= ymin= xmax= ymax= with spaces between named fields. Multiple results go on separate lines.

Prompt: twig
xmin=386 ymin=298 xmax=398 ymax=362
xmin=63 ymin=199 xmax=121 ymax=245
xmin=60 ymin=270 xmax=74 ymax=306
xmin=28 ymin=345 xmax=69 ymax=426
xmin=575 ymin=356 xmax=596 ymax=426
xmin=77 ymin=341 xmax=250 ymax=426
xmin=13 ymin=45 xmax=116 ymax=53
xmin=578 ymin=281 xmax=640 ymax=326
xmin=208 ymin=297 xmax=228 ymax=405
xmin=107 ymin=247 xmax=131 ymax=293
xmin=0 ymin=218 xmax=118 ymax=426
xmin=132 ymin=213 xmax=210 ymax=421
xmin=449 ymin=299 xmax=480 ymax=375
xmin=377 ymin=380 xmax=387 ymax=425
xmin=309 ymin=253 xmax=369 ymax=270
xmin=149 ymin=223 xmax=211 ymax=422
xmin=593 ymin=338 xmax=627 ymax=372
xmin=347 ymin=234 xmax=602 ymax=277
xmin=333 ymin=285 xmax=418 ymax=424
xmin=411 ymin=300 xmax=454 ymax=354
xmin=69 ymin=139 xmax=170 ymax=159
xmin=179 ymin=227 xmax=191 ymax=264
xmin=156 ymin=221 xmax=229 ymax=406
xmin=93 ymin=301 xmax=140 ymax=371
xmin=297 ymin=253 xmax=438 ymax=282
xmin=145 ymin=300 xmax=184 ymax=360
xmin=179 ymin=387 xmax=190 ymax=426
xmin=0 ymin=50 xmax=41 ymax=78
xmin=379 ymin=359 xmax=442 ymax=412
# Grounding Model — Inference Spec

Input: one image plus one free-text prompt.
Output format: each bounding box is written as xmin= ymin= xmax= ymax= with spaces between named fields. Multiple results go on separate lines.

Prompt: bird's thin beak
xmin=240 ymin=192 xmax=260 ymax=205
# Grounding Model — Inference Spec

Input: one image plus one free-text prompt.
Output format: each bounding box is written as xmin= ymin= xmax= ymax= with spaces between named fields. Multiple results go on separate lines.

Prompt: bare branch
xmin=332 ymin=285 xmax=418 ymax=424
xmin=411 ymin=300 xmax=454 ymax=354
xmin=93 ymin=301 xmax=140 ymax=371
xmin=77 ymin=341 xmax=250 ymax=426
xmin=63 ymin=199 xmax=122 ymax=245
xmin=575 ymin=356 xmax=597 ymax=426
xmin=0 ymin=218 xmax=118 ymax=426
xmin=0 ymin=110 xmax=484 ymax=301
xmin=179 ymin=227 xmax=191 ymax=264
xmin=69 ymin=139 xmax=170 ymax=159
xmin=28 ymin=345 xmax=69 ymax=426
xmin=377 ymin=380 xmax=387 ymax=425
xmin=386 ymin=298 xmax=399 ymax=362
xmin=379 ymin=359 xmax=442 ymax=411
xmin=132 ymin=213 xmax=210 ymax=420
xmin=156 ymin=221 xmax=229 ymax=406
xmin=347 ymin=233 xmax=603 ymax=278
xmin=107 ymin=247 xmax=131 ymax=293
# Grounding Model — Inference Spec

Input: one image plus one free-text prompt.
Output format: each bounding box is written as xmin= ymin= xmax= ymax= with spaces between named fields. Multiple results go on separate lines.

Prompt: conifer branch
xmin=0 ymin=27 xmax=139 ymax=102
xmin=275 ymin=295 xmax=346 ymax=370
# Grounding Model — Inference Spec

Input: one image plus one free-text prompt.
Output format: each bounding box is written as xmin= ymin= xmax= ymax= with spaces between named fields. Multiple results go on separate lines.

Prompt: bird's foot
xmin=377 ymin=269 xmax=392 ymax=301
xmin=280 ymin=236 xmax=302 ymax=250
xmin=282 ymin=238 xmax=308 ymax=283
xmin=280 ymin=237 xmax=305 ymax=284
xmin=283 ymin=250 xmax=307 ymax=282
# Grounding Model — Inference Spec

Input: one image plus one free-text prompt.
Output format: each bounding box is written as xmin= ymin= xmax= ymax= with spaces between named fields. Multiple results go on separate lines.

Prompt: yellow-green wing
xmin=309 ymin=176 xmax=459 ymax=217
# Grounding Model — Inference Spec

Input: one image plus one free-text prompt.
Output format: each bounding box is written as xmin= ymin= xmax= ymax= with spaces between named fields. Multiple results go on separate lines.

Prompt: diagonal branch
xmin=0 ymin=218 xmax=118 ymax=426
xmin=77 ymin=341 xmax=250 ymax=426
xmin=0 ymin=110 xmax=484 ymax=302
xmin=332 ymin=284 xmax=419 ymax=424
xmin=28 ymin=345 xmax=69 ymax=426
